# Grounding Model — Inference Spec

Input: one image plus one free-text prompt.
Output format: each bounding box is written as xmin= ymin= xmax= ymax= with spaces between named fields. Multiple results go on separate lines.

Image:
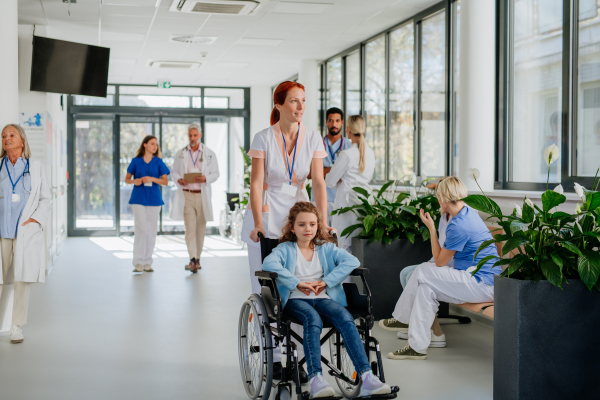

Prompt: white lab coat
xmin=0 ymin=157 xmax=51 ymax=284
xmin=325 ymin=143 xmax=375 ymax=250
xmin=170 ymin=144 xmax=220 ymax=222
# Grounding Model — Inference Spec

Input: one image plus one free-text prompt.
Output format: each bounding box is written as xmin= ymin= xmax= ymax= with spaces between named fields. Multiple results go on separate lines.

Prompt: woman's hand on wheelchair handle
xmin=297 ymin=281 xmax=317 ymax=296
xmin=250 ymin=226 xmax=266 ymax=242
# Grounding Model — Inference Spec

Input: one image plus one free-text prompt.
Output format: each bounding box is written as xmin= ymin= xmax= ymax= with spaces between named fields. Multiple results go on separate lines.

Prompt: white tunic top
xmin=289 ymin=243 xmax=330 ymax=300
xmin=325 ymin=143 xmax=375 ymax=249
xmin=241 ymin=122 xmax=327 ymax=247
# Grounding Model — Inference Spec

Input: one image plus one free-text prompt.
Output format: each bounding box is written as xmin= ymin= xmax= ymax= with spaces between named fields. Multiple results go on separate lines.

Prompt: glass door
xmin=204 ymin=117 xmax=230 ymax=228
xmin=73 ymin=118 xmax=116 ymax=233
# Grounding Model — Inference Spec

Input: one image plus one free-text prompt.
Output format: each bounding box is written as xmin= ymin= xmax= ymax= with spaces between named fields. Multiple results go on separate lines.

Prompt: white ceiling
xmin=18 ymin=0 xmax=439 ymax=87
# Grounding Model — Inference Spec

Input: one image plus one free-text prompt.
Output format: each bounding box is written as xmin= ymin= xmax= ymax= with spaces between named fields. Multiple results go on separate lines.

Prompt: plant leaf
xmin=578 ymin=250 xmax=600 ymax=290
xmin=551 ymin=253 xmax=563 ymax=271
xmin=363 ymin=215 xmax=375 ymax=234
xmin=474 ymin=239 xmax=498 ymax=259
xmin=340 ymin=224 xmax=364 ymax=238
xmin=541 ymin=190 xmax=567 ymax=212
xmin=374 ymin=227 xmax=384 ymax=243
xmin=522 ymin=202 xmax=535 ymax=223
xmin=506 ymin=254 xmax=527 ymax=276
xmin=421 ymin=228 xmax=430 ymax=241
xmin=471 ymin=255 xmax=499 ymax=276
xmin=502 ymin=237 xmax=529 ymax=257
xmin=541 ymin=258 xmax=563 ymax=288
xmin=399 ymin=206 xmax=417 ymax=215
xmin=352 ymin=186 xmax=370 ymax=199
xmin=406 ymin=231 xmax=415 ymax=244
xmin=377 ymin=181 xmax=394 ymax=197
xmin=562 ymin=241 xmax=583 ymax=256
xmin=509 ymin=220 xmax=529 ymax=234
xmin=462 ymin=195 xmax=502 ymax=217
xmin=587 ymin=192 xmax=600 ymax=212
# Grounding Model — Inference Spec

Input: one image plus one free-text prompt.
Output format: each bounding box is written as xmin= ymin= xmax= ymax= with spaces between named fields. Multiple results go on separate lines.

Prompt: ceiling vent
xmin=169 ymin=0 xmax=262 ymax=15
xmin=148 ymin=60 xmax=203 ymax=69
xmin=169 ymin=35 xmax=217 ymax=44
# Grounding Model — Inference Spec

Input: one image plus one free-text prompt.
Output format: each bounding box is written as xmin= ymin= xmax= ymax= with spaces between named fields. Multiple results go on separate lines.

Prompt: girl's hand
xmin=249 ymin=226 xmax=266 ymax=243
xmin=142 ymin=176 xmax=152 ymax=184
xmin=297 ymin=281 xmax=317 ymax=296
xmin=134 ymin=178 xmax=143 ymax=186
xmin=419 ymin=209 xmax=435 ymax=231
xmin=312 ymin=281 xmax=327 ymax=296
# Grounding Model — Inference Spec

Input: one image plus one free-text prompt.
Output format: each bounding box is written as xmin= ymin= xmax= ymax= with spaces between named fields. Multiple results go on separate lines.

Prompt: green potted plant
xmin=463 ymin=145 xmax=600 ymax=399
xmin=331 ymin=174 xmax=441 ymax=319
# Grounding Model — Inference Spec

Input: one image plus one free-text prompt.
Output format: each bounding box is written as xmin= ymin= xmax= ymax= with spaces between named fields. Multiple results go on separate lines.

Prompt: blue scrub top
xmin=443 ymin=206 xmax=501 ymax=285
xmin=0 ymin=157 xmax=31 ymax=239
xmin=127 ymin=157 xmax=170 ymax=206
xmin=318 ymin=136 xmax=353 ymax=203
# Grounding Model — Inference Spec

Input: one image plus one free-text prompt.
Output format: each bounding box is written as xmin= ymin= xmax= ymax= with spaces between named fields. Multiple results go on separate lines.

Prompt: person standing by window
xmin=170 ymin=123 xmax=220 ymax=273
xmin=125 ymin=135 xmax=169 ymax=273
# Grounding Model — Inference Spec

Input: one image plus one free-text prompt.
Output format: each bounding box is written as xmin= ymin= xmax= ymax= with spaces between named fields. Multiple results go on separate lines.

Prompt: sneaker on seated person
xmin=310 ymin=373 xmax=335 ymax=398
xmin=360 ymin=371 xmax=391 ymax=396
xmin=379 ymin=317 xmax=408 ymax=332
xmin=387 ymin=344 xmax=427 ymax=360
xmin=397 ymin=330 xmax=446 ymax=348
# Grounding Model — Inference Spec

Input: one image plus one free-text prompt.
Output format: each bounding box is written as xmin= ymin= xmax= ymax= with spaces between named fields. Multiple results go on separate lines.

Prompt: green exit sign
xmin=157 ymin=81 xmax=171 ymax=89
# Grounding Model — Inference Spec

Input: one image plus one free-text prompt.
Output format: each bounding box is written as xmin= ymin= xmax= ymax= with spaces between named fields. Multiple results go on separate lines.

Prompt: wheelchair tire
xmin=329 ymin=332 xmax=361 ymax=398
xmin=238 ymin=294 xmax=273 ymax=400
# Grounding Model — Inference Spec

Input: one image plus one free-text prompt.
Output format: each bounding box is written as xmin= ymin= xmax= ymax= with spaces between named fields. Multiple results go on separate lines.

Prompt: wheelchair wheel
xmin=219 ymin=208 xmax=228 ymax=237
xmin=238 ymin=294 xmax=273 ymax=400
xmin=329 ymin=332 xmax=361 ymax=398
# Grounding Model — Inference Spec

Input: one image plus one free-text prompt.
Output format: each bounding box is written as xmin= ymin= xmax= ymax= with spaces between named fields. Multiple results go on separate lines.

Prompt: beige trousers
xmin=0 ymin=238 xmax=31 ymax=326
xmin=183 ymin=191 xmax=207 ymax=261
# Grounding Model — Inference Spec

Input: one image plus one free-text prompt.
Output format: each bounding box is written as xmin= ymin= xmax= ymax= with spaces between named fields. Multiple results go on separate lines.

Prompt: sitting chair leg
xmin=437 ymin=302 xmax=471 ymax=324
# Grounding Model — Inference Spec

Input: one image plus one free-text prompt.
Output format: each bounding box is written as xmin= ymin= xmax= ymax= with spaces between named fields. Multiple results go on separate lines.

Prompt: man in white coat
xmin=170 ymin=123 xmax=219 ymax=273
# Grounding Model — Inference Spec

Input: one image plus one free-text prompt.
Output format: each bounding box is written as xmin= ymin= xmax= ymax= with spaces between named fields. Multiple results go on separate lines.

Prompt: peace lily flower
xmin=421 ymin=174 xmax=428 ymax=185
xmin=514 ymin=203 xmax=523 ymax=218
xmin=543 ymin=143 xmax=560 ymax=166
xmin=524 ymin=197 xmax=535 ymax=209
xmin=409 ymin=172 xmax=417 ymax=187
xmin=574 ymin=182 xmax=586 ymax=202
xmin=575 ymin=203 xmax=582 ymax=214
xmin=468 ymin=168 xmax=481 ymax=181
xmin=409 ymin=186 xmax=417 ymax=201
xmin=553 ymin=184 xmax=563 ymax=194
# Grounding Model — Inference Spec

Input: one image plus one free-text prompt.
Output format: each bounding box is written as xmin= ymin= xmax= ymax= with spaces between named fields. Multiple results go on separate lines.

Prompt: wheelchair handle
xmin=329 ymin=230 xmax=337 ymax=239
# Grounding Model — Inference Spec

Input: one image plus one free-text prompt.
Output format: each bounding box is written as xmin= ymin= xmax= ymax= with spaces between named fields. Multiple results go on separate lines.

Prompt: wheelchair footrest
xmin=353 ymin=386 xmax=400 ymax=399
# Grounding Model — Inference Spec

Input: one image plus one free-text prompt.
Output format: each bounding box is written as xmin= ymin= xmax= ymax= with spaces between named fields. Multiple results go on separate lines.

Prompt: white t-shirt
xmin=289 ymin=244 xmax=330 ymax=300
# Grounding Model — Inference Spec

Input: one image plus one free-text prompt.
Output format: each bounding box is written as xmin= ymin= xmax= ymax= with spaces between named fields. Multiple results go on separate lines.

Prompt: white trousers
xmin=0 ymin=238 xmax=31 ymax=326
xmin=132 ymin=205 xmax=160 ymax=267
xmin=248 ymin=245 xmax=305 ymax=363
xmin=183 ymin=191 xmax=207 ymax=261
xmin=392 ymin=262 xmax=494 ymax=354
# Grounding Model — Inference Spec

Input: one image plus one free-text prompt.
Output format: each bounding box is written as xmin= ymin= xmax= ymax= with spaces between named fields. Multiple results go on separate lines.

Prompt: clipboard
xmin=183 ymin=172 xmax=203 ymax=183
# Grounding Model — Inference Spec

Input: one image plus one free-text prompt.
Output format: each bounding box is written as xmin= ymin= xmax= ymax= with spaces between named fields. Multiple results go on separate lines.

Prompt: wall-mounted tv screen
xmin=30 ymin=36 xmax=110 ymax=98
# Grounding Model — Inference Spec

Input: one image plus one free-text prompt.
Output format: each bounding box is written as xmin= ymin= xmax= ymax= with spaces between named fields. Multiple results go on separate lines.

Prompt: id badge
xmin=144 ymin=182 xmax=152 ymax=187
xmin=191 ymin=168 xmax=200 ymax=173
xmin=281 ymin=182 xmax=297 ymax=197
xmin=12 ymin=193 xmax=20 ymax=203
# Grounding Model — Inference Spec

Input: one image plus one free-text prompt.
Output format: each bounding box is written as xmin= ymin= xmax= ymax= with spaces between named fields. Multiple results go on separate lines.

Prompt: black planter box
xmin=494 ymin=276 xmax=600 ymax=399
xmin=352 ymin=237 xmax=432 ymax=320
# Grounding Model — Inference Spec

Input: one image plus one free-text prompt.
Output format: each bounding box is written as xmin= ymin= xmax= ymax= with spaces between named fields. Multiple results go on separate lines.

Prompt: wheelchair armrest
xmin=255 ymin=271 xmax=278 ymax=279
xmin=350 ymin=268 xmax=368 ymax=276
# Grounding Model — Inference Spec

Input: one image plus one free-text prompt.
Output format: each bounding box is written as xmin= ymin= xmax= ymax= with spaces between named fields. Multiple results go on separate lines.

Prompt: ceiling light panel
xmin=272 ymin=2 xmax=333 ymax=14
xmin=169 ymin=35 xmax=217 ymax=44
xmin=237 ymin=38 xmax=283 ymax=46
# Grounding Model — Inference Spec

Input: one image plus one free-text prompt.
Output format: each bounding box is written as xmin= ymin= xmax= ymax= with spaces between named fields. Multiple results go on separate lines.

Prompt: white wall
xmin=250 ymin=86 xmax=272 ymax=141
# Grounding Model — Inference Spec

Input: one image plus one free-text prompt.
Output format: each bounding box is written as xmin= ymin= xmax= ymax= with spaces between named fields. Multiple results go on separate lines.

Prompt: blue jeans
xmin=284 ymin=298 xmax=372 ymax=380
xmin=400 ymin=264 xmax=419 ymax=288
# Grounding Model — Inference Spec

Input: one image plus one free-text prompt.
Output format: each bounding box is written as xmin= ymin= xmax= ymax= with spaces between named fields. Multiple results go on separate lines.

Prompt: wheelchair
xmin=238 ymin=233 xmax=400 ymax=400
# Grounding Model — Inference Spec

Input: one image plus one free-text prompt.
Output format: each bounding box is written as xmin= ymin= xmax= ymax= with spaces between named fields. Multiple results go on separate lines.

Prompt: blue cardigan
xmin=261 ymin=241 xmax=360 ymax=309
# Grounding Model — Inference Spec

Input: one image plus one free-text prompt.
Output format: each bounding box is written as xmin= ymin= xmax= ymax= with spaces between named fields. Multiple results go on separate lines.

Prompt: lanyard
xmin=281 ymin=126 xmax=299 ymax=184
xmin=190 ymin=146 xmax=203 ymax=167
xmin=324 ymin=137 xmax=343 ymax=161
xmin=5 ymin=158 xmax=29 ymax=194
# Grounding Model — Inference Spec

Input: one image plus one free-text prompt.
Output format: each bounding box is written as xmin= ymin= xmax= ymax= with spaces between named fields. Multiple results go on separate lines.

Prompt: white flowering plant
xmin=465 ymin=144 xmax=600 ymax=291
xmin=332 ymin=174 xmax=440 ymax=244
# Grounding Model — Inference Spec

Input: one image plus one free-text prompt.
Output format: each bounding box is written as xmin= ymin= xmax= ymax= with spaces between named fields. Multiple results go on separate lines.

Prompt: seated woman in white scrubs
xmin=241 ymin=80 xmax=330 ymax=381
xmin=325 ymin=115 xmax=375 ymax=254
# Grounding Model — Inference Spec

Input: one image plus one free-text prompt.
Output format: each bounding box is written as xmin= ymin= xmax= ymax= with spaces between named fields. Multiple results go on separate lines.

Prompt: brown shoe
xmin=190 ymin=258 xmax=198 ymax=273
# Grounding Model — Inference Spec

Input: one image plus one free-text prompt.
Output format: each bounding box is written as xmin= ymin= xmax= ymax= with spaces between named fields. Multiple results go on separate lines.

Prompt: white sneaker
xmin=143 ymin=264 xmax=153 ymax=272
xmin=10 ymin=325 xmax=24 ymax=343
xmin=359 ymin=371 xmax=391 ymax=396
xmin=397 ymin=330 xmax=446 ymax=348
xmin=133 ymin=264 xmax=143 ymax=272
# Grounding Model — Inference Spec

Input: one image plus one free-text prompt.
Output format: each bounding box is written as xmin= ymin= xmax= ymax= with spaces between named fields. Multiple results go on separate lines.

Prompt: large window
xmin=319 ymin=1 xmax=458 ymax=182
xmin=498 ymin=0 xmax=599 ymax=190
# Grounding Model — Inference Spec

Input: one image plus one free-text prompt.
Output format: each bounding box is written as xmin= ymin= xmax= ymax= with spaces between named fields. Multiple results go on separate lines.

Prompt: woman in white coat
xmin=325 ymin=115 xmax=375 ymax=254
xmin=0 ymin=124 xmax=51 ymax=344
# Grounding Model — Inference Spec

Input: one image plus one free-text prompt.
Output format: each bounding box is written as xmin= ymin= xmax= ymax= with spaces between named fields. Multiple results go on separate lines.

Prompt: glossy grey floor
xmin=0 ymin=236 xmax=493 ymax=400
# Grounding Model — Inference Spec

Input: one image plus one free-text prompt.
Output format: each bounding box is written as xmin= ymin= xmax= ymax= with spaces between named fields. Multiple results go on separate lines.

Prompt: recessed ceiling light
xmin=169 ymin=35 xmax=217 ymax=44
xmin=147 ymin=60 xmax=203 ymax=69
xmin=102 ymin=32 xmax=146 ymax=42
xmin=237 ymin=38 xmax=283 ymax=46
xmin=272 ymin=2 xmax=333 ymax=14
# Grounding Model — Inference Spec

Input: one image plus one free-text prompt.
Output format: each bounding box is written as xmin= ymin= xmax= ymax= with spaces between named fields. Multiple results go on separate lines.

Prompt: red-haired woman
xmin=240 ymin=81 xmax=330 ymax=379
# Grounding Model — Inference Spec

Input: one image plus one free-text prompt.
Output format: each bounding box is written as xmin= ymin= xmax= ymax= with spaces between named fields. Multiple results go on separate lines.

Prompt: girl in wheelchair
xmin=262 ymin=202 xmax=392 ymax=398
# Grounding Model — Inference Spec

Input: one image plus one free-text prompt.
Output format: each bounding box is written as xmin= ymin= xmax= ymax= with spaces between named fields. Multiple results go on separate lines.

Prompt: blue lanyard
xmin=324 ymin=137 xmax=343 ymax=161
xmin=190 ymin=147 xmax=202 ymax=166
xmin=281 ymin=126 xmax=299 ymax=184
xmin=4 ymin=158 xmax=29 ymax=194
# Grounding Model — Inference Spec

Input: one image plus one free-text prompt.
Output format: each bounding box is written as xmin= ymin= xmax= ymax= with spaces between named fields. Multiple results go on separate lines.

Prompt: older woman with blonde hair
xmin=0 ymin=124 xmax=51 ymax=344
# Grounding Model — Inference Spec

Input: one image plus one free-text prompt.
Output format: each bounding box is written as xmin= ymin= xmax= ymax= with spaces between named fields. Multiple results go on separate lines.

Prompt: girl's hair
xmin=436 ymin=176 xmax=468 ymax=203
xmin=135 ymin=135 xmax=162 ymax=158
xmin=347 ymin=115 xmax=366 ymax=173
xmin=1 ymin=124 xmax=32 ymax=159
xmin=279 ymin=202 xmax=334 ymax=248
xmin=271 ymin=81 xmax=306 ymax=126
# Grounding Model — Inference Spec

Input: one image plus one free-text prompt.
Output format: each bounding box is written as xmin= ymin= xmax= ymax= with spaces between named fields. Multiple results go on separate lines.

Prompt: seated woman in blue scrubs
xmin=125 ymin=135 xmax=169 ymax=273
